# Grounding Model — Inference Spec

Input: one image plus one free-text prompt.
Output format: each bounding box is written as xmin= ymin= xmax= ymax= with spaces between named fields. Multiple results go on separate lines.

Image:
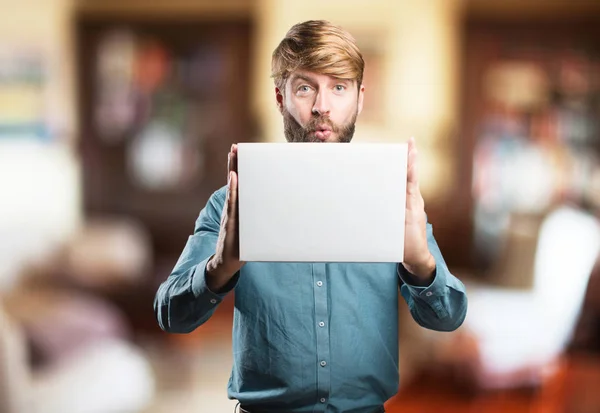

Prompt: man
xmin=154 ymin=20 xmax=467 ymax=413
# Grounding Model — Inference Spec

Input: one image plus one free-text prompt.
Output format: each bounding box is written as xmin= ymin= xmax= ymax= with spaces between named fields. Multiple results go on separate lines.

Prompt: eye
xmin=334 ymin=84 xmax=346 ymax=93
xmin=296 ymin=85 xmax=313 ymax=95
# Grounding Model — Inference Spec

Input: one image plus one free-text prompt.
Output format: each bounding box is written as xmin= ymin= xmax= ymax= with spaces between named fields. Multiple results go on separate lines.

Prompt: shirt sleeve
xmin=153 ymin=187 xmax=240 ymax=334
xmin=398 ymin=222 xmax=468 ymax=332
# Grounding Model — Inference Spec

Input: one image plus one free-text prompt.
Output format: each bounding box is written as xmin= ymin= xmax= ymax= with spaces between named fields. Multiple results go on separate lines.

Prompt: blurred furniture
xmin=485 ymin=212 xmax=544 ymax=289
xmin=75 ymin=16 xmax=254 ymax=334
xmin=75 ymin=17 xmax=254 ymax=260
xmin=0 ymin=140 xmax=80 ymax=293
xmin=63 ymin=217 xmax=153 ymax=290
xmin=463 ymin=205 xmax=600 ymax=389
xmin=0 ymin=299 xmax=156 ymax=413
xmin=571 ymin=252 xmax=600 ymax=352
xmin=428 ymin=13 xmax=600 ymax=273
xmin=0 ymin=215 xmax=158 ymax=413
xmin=0 ymin=303 xmax=29 ymax=413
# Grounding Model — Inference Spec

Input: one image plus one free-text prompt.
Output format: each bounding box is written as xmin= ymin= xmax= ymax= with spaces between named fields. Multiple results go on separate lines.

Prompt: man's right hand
xmin=206 ymin=144 xmax=245 ymax=292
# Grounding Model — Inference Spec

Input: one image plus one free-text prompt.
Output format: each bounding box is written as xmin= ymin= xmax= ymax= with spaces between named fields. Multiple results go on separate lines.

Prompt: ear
xmin=275 ymin=87 xmax=284 ymax=114
xmin=357 ymin=83 xmax=365 ymax=116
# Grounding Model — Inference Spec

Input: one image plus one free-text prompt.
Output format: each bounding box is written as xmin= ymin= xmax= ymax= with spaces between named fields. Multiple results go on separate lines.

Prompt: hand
xmin=206 ymin=144 xmax=245 ymax=292
xmin=402 ymin=137 xmax=435 ymax=284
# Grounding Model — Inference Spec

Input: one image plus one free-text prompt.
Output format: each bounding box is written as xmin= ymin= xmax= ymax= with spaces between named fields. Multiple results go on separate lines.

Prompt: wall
xmin=0 ymin=0 xmax=80 ymax=290
xmin=0 ymin=0 xmax=466 ymax=288
xmin=252 ymin=0 xmax=463 ymax=202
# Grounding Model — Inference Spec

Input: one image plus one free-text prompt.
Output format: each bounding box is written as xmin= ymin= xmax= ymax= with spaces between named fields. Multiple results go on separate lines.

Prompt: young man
xmin=154 ymin=20 xmax=467 ymax=413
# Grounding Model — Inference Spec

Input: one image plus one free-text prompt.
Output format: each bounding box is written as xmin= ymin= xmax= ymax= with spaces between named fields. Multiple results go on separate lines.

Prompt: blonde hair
xmin=271 ymin=20 xmax=365 ymax=91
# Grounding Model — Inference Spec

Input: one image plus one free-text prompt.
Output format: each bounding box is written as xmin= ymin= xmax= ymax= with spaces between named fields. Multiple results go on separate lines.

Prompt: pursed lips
xmin=314 ymin=125 xmax=333 ymax=141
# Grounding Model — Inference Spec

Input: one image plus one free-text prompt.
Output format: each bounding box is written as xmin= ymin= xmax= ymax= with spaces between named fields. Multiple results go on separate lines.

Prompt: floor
xmin=140 ymin=304 xmax=600 ymax=413
xmin=141 ymin=340 xmax=239 ymax=413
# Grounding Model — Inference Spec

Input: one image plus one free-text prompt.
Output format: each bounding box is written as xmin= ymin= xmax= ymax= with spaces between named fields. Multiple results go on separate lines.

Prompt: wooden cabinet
xmin=76 ymin=18 xmax=254 ymax=260
xmin=74 ymin=17 xmax=254 ymax=333
xmin=455 ymin=16 xmax=600 ymax=274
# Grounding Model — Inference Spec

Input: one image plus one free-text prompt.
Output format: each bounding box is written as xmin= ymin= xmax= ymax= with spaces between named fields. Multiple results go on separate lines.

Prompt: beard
xmin=283 ymin=107 xmax=358 ymax=143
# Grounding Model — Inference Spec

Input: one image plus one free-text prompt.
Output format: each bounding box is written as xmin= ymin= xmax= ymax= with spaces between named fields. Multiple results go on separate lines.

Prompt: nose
xmin=312 ymin=90 xmax=330 ymax=116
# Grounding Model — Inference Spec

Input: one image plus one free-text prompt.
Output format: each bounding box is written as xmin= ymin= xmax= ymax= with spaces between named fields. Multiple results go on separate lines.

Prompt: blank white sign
xmin=237 ymin=143 xmax=407 ymax=262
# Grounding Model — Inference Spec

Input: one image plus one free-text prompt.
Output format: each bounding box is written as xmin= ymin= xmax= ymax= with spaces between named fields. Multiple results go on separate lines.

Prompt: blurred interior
xmin=2 ymin=0 xmax=600 ymax=412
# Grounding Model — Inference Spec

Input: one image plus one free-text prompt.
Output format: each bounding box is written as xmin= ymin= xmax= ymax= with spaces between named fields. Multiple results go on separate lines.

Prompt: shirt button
xmin=320 ymin=398 xmax=326 ymax=403
xmin=319 ymin=321 xmax=325 ymax=327
xmin=320 ymin=360 xmax=327 ymax=367
xmin=316 ymin=281 xmax=323 ymax=287
xmin=210 ymin=299 xmax=217 ymax=304
xmin=425 ymin=292 xmax=433 ymax=297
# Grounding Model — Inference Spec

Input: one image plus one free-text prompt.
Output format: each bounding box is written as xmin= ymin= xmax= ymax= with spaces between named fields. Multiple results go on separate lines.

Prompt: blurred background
xmin=1 ymin=0 xmax=600 ymax=412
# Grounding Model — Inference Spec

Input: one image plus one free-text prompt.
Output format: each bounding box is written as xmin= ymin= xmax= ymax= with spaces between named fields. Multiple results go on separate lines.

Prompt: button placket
xmin=312 ymin=263 xmax=330 ymax=410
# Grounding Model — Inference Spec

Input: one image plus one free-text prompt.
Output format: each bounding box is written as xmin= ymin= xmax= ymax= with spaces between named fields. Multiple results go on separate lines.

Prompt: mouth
xmin=314 ymin=125 xmax=332 ymax=141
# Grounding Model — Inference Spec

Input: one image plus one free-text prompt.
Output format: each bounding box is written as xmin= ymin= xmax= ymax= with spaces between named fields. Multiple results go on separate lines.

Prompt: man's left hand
xmin=401 ymin=137 xmax=436 ymax=285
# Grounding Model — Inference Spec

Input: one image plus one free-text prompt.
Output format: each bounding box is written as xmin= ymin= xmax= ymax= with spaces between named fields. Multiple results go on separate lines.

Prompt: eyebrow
xmin=290 ymin=74 xmax=352 ymax=85
xmin=290 ymin=74 xmax=317 ymax=85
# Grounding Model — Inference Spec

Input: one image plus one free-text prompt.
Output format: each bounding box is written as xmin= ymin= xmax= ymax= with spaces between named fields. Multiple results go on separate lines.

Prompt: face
xmin=276 ymin=70 xmax=364 ymax=143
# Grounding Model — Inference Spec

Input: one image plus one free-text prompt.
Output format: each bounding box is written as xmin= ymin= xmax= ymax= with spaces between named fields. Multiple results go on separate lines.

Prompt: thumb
xmin=407 ymin=137 xmax=419 ymax=189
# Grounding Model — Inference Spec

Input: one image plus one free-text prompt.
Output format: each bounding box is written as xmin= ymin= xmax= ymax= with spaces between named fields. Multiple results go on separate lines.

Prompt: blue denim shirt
xmin=154 ymin=186 xmax=467 ymax=413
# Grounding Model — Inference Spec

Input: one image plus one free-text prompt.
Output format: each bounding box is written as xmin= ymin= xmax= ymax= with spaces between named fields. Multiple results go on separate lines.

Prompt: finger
xmin=231 ymin=144 xmax=238 ymax=173
xmin=408 ymin=136 xmax=415 ymax=154
xmin=221 ymin=173 xmax=232 ymax=226
xmin=230 ymin=171 xmax=241 ymax=257
xmin=227 ymin=171 xmax=238 ymax=232
xmin=230 ymin=171 xmax=237 ymax=208
xmin=406 ymin=137 xmax=415 ymax=183
xmin=228 ymin=150 xmax=234 ymax=175
xmin=407 ymin=146 xmax=419 ymax=188
xmin=228 ymin=171 xmax=240 ymax=258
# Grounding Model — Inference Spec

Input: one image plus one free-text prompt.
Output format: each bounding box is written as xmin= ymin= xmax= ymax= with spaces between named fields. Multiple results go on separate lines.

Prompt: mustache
xmin=305 ymin=116 xmax=340 ymax=133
